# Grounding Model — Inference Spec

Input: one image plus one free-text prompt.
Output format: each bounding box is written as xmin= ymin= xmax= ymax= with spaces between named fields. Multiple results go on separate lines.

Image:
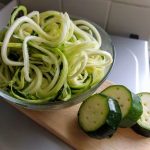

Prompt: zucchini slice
xmin=132 ymin=92 xmax=150 ymax=137
xmin=101 ymin=85 xmax=143 ymax=127
xmin=78 ymin=94 xmax=122 ymax=139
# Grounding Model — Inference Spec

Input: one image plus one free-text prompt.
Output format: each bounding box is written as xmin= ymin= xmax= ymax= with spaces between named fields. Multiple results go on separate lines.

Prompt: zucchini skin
xmin=101 ymin=85 xmax=143 ymax=128
xmin=87 ymin=123 xmax=115 ymax=139
xmin=10 ymin=5 xmax=27 ymax=25
xmin=120 ymin=93 xmax=143 ymax=127
xmin=132 ymin=124 xmax=150 ymax=137
xmin=131 ymin=92 xmax=150 ymax=137
xmin=78 ymin=95 xmax=122 ymax=139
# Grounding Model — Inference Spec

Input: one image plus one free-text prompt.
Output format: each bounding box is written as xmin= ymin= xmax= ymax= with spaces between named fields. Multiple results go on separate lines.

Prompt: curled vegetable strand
xmin=0 ymin=5 xmax=112 ymax=104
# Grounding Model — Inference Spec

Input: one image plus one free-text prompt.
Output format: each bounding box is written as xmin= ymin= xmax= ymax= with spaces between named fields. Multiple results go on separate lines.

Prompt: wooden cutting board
xmin=14 ymin=81 xmax=150 ymax=150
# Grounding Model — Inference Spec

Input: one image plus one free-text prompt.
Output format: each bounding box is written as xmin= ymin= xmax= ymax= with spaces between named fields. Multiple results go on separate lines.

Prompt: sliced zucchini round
xmin=78 ymin=94 xmax=122 ymax=139
xmin=132 ymin=92 xmax=150 ymax=137
xmin=101 ymin=85 xmax=143 ymax=127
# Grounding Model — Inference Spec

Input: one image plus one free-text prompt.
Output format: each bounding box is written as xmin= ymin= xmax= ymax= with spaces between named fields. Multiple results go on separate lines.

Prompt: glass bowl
xmin=0 ymin=19 xmax=115 ymax=110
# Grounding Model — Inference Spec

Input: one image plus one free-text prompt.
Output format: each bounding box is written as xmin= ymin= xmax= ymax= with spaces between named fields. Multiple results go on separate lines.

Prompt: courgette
xmin=78 ymin=94 xmax=122 ymax=139
xmin=10 ymin=5 xmax=27 ymax=25
xmin=101 ymin=85 xmax=143 ymax=127
xmin=132 ymin=92 xmax=150 ymax=137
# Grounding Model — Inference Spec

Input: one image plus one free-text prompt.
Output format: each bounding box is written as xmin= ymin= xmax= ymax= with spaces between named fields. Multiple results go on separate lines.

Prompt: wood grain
xmin=14 ymin=81 xmax=150 ymax=150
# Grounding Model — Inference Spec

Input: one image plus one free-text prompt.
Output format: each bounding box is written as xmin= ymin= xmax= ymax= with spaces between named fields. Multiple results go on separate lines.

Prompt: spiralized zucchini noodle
xmin=0 ymin=5 xmax=112 ymax=104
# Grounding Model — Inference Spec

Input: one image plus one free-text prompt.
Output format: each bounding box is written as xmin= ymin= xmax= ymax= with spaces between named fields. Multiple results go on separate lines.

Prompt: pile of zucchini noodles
xmin=0 ymin=5 xmax=112 ymax=104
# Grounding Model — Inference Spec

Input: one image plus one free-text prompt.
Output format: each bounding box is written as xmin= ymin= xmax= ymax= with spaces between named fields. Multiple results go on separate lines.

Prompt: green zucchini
xmin=78 ymin=94 xmax=122 ymax=139
xmin=10 ymin=5 xmax=27 ymax=25
xmin=132 ymin=92 xmax=150 ymax=137
xmin=101 ymin=85 xmax=143 ymax=127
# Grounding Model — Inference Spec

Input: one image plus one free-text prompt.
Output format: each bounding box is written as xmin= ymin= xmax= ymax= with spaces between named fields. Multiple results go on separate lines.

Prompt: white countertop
xmin=108 ymin=35 xmax=150 ymax=93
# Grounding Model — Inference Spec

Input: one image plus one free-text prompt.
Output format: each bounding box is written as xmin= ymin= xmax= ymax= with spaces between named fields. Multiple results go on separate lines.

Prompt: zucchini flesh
xmin=10 ymin=5 xmax=27 ymax=25
xmin=132 ymin=92 xmax=150 ymax=137
xmin=78 ymin=94 xmax=109 ymax=132
xmin=78 ymin=94 xmax=121 ymax=138
xmin=101 ymin=85 xmax=143 ymax=127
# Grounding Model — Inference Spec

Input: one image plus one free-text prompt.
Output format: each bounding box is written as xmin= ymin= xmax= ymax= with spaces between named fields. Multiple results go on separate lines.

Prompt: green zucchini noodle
xmin=0 ymin=5 xmax=113 ymax=104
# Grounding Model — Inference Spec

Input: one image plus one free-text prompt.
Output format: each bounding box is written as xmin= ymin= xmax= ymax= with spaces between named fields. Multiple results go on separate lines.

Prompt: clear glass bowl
xmin=0 ymin=20 xmax=115 ymax=110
